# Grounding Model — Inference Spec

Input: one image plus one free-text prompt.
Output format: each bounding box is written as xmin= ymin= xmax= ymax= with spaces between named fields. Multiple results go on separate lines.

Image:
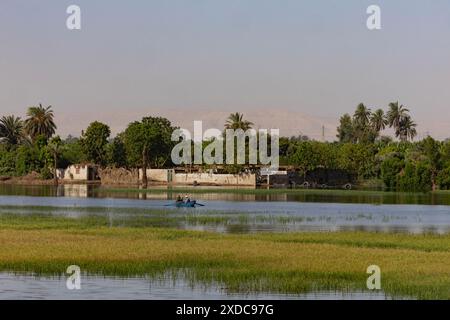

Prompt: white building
xmin=57 ymin=164 xmax=98 ymax=181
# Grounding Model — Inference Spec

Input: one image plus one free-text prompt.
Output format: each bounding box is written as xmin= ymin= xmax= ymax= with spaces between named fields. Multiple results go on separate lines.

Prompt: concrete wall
xmin=60 ymin=165 xmax=90 ymax=181
xmin=173 ymin=172 xmax=256 ymax=186
xmin=138 ymin=169 xmax=173 ymax=183
xmin=138 ymin=169 xmax=256 ymax=186
xmin=267 ymin=172 xmax=289 ymax=186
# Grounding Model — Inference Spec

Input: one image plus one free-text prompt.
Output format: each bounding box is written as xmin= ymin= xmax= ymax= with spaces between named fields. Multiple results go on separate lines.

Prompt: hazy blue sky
xmin=1 ymin=0 xmax=450 ymax=139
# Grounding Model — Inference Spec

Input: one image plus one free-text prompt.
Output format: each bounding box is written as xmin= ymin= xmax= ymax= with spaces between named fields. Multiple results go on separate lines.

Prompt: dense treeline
xmin=281 ymin=102 xmax=448 ymax=192
xmin=0 ymin=106 xmax=178 ymax=187
xmin=1 ymin=102 xmax=449 ymax=191
xmin=280 ymin=137 xmax=450 ymax=191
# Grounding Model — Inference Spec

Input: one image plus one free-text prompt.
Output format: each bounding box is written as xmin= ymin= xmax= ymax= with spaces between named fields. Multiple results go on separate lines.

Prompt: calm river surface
xmin=0 ymin=184 xmax=449 ymax=234
xmin=3 ymin=184 xmax=450 ymax=205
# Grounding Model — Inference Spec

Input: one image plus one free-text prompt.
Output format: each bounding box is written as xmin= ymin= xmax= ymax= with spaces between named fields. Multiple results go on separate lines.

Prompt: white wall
xmin=138 ymin=169 xmax=172 ymax=182
xmin=173 ymin=173 xmax=256 ymax=186
xmin=137 ymin=169 xmax=256 ymax=186
xmin=61 ymin=165 xmax=89 ymax=181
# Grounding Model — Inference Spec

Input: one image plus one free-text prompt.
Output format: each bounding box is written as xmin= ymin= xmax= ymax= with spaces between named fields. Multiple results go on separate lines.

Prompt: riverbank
xmin=0 ymin=214 xmax=448 ymax=299
xmin=0 ymin=173 xmax=101 ymax=186
xmin=2 ymin=182 xmax=450 ymax=206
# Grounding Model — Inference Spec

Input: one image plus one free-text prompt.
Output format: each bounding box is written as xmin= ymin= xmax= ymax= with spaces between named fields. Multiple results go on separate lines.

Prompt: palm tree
xmin=0 ymin=115 xmax=24 ymax=145
xmin=387 ymin=102 xmax=418 ymax=141
xmin=224 ymin=113 xmax=254 ymax=131
xmin=25 ymin=104 xmax=57 ymax=140
xmin=387 ymin=102 xmax=409 ymax=133
xmin=398 ymin=116 xmax=417 ymax=142
xmin=336 ymin=114 xmax=355 ymax=143
xmin=352 ymin=103 xmax=374 ymax=143
xmin=353 ymin=103 xmax=371 ymax=127
xmin=47 ymin=136 xmax=63 ymax=185
xmin=370 ymin=109 xmax=387 ymax=134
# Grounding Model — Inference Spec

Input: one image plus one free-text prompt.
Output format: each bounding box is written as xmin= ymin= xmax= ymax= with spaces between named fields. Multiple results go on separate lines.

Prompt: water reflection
xmin=0 ymin=184 xmax=449 ymax=234
xmin=0 ymin=197 xmax=449 ymax=234
xmin=0 ymin=184 xmax=450 ymax=205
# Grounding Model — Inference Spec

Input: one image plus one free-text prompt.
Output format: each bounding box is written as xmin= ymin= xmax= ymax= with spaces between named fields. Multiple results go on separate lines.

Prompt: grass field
xmin=0 ymin=205 xmax=383 ymax=229
xmin=0 ymin=214 xmax=448 ymax=299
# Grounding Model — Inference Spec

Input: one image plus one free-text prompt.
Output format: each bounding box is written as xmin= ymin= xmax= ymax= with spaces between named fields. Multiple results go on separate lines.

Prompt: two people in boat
xmin=176 ymin=195 xmax=192 ymax=204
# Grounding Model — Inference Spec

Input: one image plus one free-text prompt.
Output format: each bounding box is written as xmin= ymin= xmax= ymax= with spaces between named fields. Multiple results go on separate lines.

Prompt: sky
xmin=1 ymin=0 xmax=450 ymax=140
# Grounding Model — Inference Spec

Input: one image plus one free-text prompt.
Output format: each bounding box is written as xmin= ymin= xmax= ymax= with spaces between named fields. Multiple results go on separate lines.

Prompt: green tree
xmin=24 ymin=104 xmax=56 ymax=141
xmin=441 ymin=139 xmax=450 ymax=164
xmin=437 ymin=165 xmax=450 ymax=190
xmin=353 ymin=103 xmax=371 ymax=128
xmin=224 ymin=113 xmax=254 ymax=131
xmin=14 ymin=140 xmax=47 ymax=177
xmin=380 ymin=156 xmax=404 ymax=190
xmin=398 ymin=160 xmax=432 ymax=192
xmin=370 ymin=109 xmax=387 ymax=136
xmin=142 ymin=117 xmax=177 ymax=168
xmin=436 ymin=139 xmax=450 ymax=189
xmin=106 ymin=135 xmax=127 ymax=168
xmin=47 ymin=136 xmax=64 ymax=185
xmin=353 ymin=104 xmax=377 ymax=143
xmin=0 ymin=115 xmax=24 ymax=146
xmin=81 ymin=121 xmax=111 ymax=166
xmin=124 ymin=117 xmax=176 ymax=187
xmin=336 ymin=114 xmax=355 ymax=143
xmin=279 ymin=137 xmax=290 ymax=158
xmin=60 ymin=137 xmax=86 ymax=168
xmin=398 ymin=116 xmax=417 ymax=142
xmin=419 ymin=136 xmax=441 ymax=190
xmin=378 ymin=135 xmax=393 ymax=145
xmin=387 ymin=102 xmax=416 ymax=142
xmin=0 ymin=144 xmax=17 ymax=176
xmin=288 ymin=141 xmax=321 ymax=178
xmin=337 ymin=143 xmax=377 ymax=178
xmin=387 ymin=102 xmax=409 ymax=132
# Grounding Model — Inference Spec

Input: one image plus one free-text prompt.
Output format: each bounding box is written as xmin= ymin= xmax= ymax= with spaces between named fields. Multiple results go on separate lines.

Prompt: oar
xmin=195 ymin=203 xmax=205 ymax=207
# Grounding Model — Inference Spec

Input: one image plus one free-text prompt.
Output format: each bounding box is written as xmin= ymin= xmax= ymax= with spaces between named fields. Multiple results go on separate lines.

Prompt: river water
xmin=0 ymin=185 xmax=449 ymax=234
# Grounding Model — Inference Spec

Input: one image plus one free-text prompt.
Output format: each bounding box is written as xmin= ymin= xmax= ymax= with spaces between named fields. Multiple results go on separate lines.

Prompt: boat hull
xmin=175 ymin=201 xmax=197 ymax=208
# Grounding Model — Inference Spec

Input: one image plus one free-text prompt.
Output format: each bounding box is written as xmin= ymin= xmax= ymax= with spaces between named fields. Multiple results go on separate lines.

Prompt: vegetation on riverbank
xmin=2 ymin=103 xmax=450 ymax=192
xmin=0 ymin=214 xmax=448 ymax=299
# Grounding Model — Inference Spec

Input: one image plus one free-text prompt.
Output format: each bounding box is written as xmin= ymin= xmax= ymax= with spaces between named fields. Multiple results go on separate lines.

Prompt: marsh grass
xmin=0 ymin=205 xmax=386 ymax=231
xmin=0 ymin=214 xmax=448 ymax=299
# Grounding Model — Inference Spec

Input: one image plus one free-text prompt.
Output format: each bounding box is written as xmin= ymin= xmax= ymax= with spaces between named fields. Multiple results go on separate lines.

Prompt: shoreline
xmin=0 ymin=180 xmax=444 ymax=197
xmin=0 ymin=178 xmax=102 ymax=186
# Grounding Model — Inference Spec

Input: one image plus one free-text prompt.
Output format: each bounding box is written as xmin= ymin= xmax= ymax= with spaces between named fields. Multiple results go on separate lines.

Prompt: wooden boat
xmin=174 ymin=200 xmax=203 ymax=208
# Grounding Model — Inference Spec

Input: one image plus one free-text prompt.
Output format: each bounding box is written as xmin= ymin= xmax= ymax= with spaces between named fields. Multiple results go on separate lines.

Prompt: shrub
xmin=437 ymin=166 xmax=450 ymax=190
xmin=381 ymin=156 xmax=404 ymax=190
